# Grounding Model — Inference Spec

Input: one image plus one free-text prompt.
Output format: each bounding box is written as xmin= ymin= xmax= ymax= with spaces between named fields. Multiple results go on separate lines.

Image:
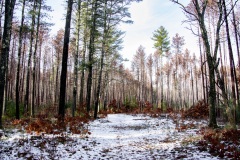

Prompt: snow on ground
xmin=0 ymin=114 xmax=219 ymax=159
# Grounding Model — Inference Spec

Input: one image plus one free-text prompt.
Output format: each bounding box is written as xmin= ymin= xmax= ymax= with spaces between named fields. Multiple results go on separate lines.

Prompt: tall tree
xmin=0 ymin=0 xmax=4 ymax=48
xmin=0 ymin=0 xmax=16 ymax=128
xmin=132 ymin=45 xmax=146 ymax=109
xmin=152 ymin=26 xmax=170 ymax=108
xmin=79 ymin=1 xmax=90 ymax=107
xmin=94 ymin=0 xmax=108 ymax=119
xmin=24 ymin=0 xmax=37 ymax=114
xmin=223 ymin=0 xmax=238 ymax=127
xmin=16 ymin=0 xmax=26 ymax=120
xmin=58 ymin=0 xmax=74 ymax=120
xmin=93 ymin=0 xmax=139 ymax=118
xmin=171 ymin=0 xmax=224 ymax=128
xmin=72 ymin=0 xmax=82 ymax=117
xmin=172 ymin=33 xmax=185 ymax=109
xmin=53 ymin=29 xmax=64 ymax=104
xmin=86 ymin=0 xmax=98 ymax=114
xmin=32 ymin=0 xmax=42 ymax=116
xmin=147 ymin=54 xmax=154 ymax=105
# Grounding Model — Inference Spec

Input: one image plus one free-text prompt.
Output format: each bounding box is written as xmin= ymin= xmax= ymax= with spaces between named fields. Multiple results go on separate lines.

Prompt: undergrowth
xmin=12 ymin=112 xmax=91 ymax=136
xmin=197 ymin=128 xmax=240 ymax=159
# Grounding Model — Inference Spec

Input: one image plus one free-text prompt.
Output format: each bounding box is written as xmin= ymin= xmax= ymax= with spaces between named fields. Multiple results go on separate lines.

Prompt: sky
xmin=119 ymin=0 xmax=198 ymax=68
xmin=47 ymin=0 xmax=198 ymax=69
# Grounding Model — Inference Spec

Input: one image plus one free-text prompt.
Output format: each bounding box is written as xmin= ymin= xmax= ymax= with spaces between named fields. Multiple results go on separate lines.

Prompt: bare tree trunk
xmin=191 ymin=69 xmax=194 ymax=106
xmin=94 ymin=0 xmax=107 ymax=119
xmin=32 ymin=0 xmax=42 ymax=117
xmin=198 ymin=29 xmax=206 ymax=103
xmin=86 ymin=0 xmax=98 ymax=114
xmin=223 ymin=0 xmax=238 ymax=126
xmin=72 ymin=0 xmax=81 ymax=117
xmin=0 ymin=0 xmax=16 ymax=128
xmin=79 ymin=1 xmax=89 ymax=107
xmin=24 ymin=0 xmax=37 ymax=115
xmin=16 ymin=0 xmax=26 ymax=120
xmin=58 ymin=0 xmax=73 ymax=120
xmin=0 ymin=0 xmax=5 ymax=47
xmin=230 ymin=0 xmax=240 ymax=122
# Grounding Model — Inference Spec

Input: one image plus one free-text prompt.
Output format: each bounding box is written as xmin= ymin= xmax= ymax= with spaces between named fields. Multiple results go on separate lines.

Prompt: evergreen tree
xmin=0 ymin=0 xmax=16 ymax=128
xmin=152 ymin=26 xmax=170 ymax=54
xmin=152 ymin=26 xmax=170 ymax=108
xmin=16 ymin=0 xmax=26 ymax=120
xmin=58 ymin=0 xmax=74 ymax=120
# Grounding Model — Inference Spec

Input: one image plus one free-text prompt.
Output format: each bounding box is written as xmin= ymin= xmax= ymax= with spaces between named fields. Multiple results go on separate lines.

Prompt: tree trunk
xmin=198 ymin=29 xmax=206 ymax=103
xmin=0 ymin=0 xmax=5 ymax=48
xmin=86 ymin=0 xmax=98 ymax=114
xmin=72 ymin=0 xmax=81 ymax=117
xmin=223 ymin=0 xmax=238 ymax=127
xmin=16 ymin=0 xmax=26 ymax=120
xmin=0 ymin=0 xmax=16 ymax=128
xmin=58 ymin=0 xmax=73 ymax=120
xmin=32 ymin=0 xmax=42 ymax=117
xmin=230 ymin=0 xmax=240 ymax=122
xmin=79 ymin=1 xmax=89 ymax=107
xmin=196 ymin=0 xmax=218 ymax=128
xmin=24 ymin=0 xmax=37 ymax=115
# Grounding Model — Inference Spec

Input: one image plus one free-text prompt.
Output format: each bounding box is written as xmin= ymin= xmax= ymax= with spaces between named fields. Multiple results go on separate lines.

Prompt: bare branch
xmin=170 ymin=0 xmax=198 ymax=20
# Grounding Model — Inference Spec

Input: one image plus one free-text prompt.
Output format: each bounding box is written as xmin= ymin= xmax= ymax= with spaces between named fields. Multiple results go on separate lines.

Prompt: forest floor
xmin=0 ymin=113 xmax=235 ymax=160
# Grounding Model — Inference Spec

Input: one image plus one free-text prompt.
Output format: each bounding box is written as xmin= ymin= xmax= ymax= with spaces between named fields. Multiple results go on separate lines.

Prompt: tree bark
xmin=0 ymin=0 xmax=16 ymax=128
xmin=16 ymin=0 xmax=26 ymax=120
xmin=32 ymin=0 xmax=42 ymax=117
xmin=58 ymin=0 xmax=73 ymax=120
xmin=86 ymin=0 xmax=98 ymax=114
xmin=223 ymin=0 xmax=238 ymax=126
xmin=72 ymin=0 xmax=81 ymax=117
xmin=24 ymin=0 xmax=37 ymax=114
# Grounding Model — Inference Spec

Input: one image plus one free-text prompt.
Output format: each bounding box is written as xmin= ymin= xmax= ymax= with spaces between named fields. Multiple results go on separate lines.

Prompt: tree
xmin=72 ymin=0 xmax=82 ymax=117
xmin=147 ymin=54 xmax=154 ymax=105
xmin=32 ymin=0 xmax=43 ymax=117
xmin=53 ymin=29 xmax=64 ymax=104
xmin=172 ymin=33 xmax=185 ymax=109
xmin=0 ymin=0 xmax=16 ymax=128
xmin=16 ymin=0 xmax=26 ymax=120
xmin=132 ymin=45 xmax=146 ymax=109
xmin=171 ymin=0 xmax=225 ymax=128
xmin=222 ymin=0 xmax=238 ymax=127
xmin=152 ymin=26 xmax=170 ymax=53
xmin=93 ymin=0 xmax=141 ymax=118
xmin=152 ymin=26 xmax=170 ymax=108
xmin=24 ymin=0 xmax=37 ymax=115
xmin=86 ymin=0 xmax=99 ymax=114
xmin=79 ymin=1 xmax=90 ymax=107
xmin=58 ymin=0 xmax=74 ymax=120
xmin=172 ymin=33 xmax=185 ymax=54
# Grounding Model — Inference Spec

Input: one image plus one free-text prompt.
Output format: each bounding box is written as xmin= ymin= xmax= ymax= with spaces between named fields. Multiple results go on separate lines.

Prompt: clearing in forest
xmin=1 ymin=114 xmax=219 ymax=159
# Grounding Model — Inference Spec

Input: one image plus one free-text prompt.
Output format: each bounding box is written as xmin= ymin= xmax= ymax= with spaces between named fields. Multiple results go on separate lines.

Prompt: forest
xmin=1 ymin=0 xmax=240 ymax=159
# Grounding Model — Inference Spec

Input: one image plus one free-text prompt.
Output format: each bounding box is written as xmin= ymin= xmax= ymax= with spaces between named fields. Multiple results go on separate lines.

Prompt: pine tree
xmin=16 ymin=0 xmax=26 ymax=120
xmin=58 ymin=0 xmax=74 ymax=120
xmin=0 ymin=0 xmax=16 ymax=128
xmin=152 ymin=26 xmax=170 ymax=108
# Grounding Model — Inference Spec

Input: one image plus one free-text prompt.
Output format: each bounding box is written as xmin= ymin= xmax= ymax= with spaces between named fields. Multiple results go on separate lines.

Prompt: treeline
xmin=0 ymin=0 xmax=240 ymax=130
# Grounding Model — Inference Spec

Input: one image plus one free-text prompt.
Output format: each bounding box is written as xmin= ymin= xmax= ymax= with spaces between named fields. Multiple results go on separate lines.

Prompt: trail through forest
xmin=0 ymin=114 xmax=219 ymax=160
